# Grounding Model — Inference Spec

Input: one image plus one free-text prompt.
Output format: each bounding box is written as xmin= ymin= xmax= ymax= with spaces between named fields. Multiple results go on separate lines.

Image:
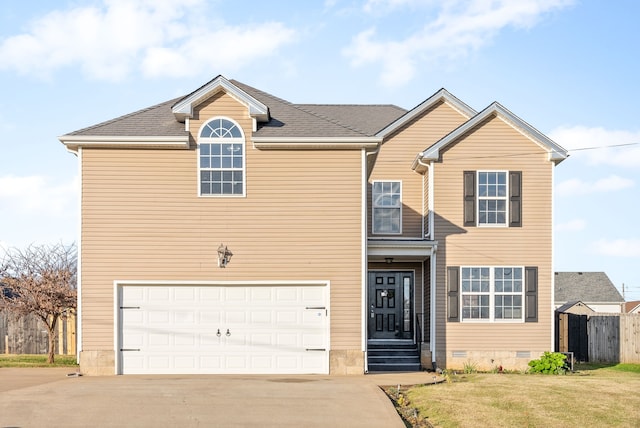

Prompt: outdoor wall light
xmin=384 ymin=257 xmax=393 ymax=264
xmin=217 ymin=243 xmax=233 ymax=268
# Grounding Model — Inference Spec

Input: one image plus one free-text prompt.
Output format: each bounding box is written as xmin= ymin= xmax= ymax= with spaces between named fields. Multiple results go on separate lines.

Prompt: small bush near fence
xmin=528 ymin=351 xmax=568 ymax=374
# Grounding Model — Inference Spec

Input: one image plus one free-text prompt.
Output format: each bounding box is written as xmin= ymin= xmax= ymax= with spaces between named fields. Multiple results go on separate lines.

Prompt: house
xmin=59 ymin=76 xmax=567 ymax=375
xmin=624 ymin=301 xmax=640 ymax=314
xmin=554 ymin=272 xmax=624 ymax=313
xmin=555 ymin=301 xmax=595 ymax=315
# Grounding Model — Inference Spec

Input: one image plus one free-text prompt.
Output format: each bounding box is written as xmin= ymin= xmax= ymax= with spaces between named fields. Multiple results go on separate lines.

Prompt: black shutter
xmin=448 ymin=266 xmax=460 ymax=322
xmin=463 ymin=171 xmax=476 ymax=227
xmin=509 ymin=171 xmax=522 ymax=227
xmin=525 ymin=266 xmax=538 ymax=322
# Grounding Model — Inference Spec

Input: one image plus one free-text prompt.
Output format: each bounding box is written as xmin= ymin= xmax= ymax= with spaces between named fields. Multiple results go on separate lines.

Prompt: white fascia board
xmin=367 ymin=240 xmax=435 ymax=257
xmin=253 ymin=137 xmax=381 ymax=150
xmin=421 ymin=102 xmax=569 ymax=163
xmin=59 ymin=135 xmax=190 ymax=150
xmin=375 ymin=89 xmax=476 ymax=138
xmin=172 ymin=76 xmax=268 ymax=122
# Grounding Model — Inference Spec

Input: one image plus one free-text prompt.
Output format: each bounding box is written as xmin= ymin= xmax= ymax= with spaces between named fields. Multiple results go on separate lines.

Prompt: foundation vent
xmin=452 ymin=351 xmax=467 ymax=358
xmin=516 ymin=351 xmax=531 ymax=359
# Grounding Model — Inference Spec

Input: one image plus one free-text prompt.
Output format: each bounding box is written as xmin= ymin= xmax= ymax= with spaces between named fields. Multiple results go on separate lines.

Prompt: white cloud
xmin=363 ymin=0 xmax=425 ymax=13
xmin=555 ymin=218 xmax=587 ymax=232
xmin=0 ymin=175 xmax=78 ymax=216
xmin=0 ymin=0 xmax=297 ymax=81
xmin=548 ymin=126 xmax=640 ymax=167
xmin=0 ymin=175 xmax=78 ymax=248
xmin=555 ymin=175 xmax=634 ymax=196
xmin=590 ymin=238 xmax=640 ymax=258
xmin=343 ymin=0 xmax=574 ymax=87
xmin=141 ymin=22 xmax=297 ymax=78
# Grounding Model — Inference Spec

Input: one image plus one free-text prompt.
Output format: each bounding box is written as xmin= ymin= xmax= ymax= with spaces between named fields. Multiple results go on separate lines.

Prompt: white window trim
xmin=477 ymin=170 xmax=509 ymax=228
xmin=197 ymin=116 xmax=246 ymax=198
xmin=460 ymin=266 xmax=524 ymax=323
xmin=371 ymin=180 xmax=402 ymax=235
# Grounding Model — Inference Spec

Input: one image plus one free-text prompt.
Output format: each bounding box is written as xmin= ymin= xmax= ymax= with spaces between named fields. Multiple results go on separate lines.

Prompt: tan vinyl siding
xmin=433 ymin=116 xmax=554 ymax=357
xmin=369 ymin=101 xmax=469 ymax=238
xmin=81 ymin=92 xmax=364 ymax=352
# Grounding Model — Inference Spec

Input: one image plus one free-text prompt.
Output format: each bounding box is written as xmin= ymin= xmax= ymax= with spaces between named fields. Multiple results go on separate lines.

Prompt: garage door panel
xmin=175 ymin=333 xmax=196 ymax=346
xmin=148 ymin=287 xmax=171 ymax=301
xmin=148 ymin=310 xmax=170 ymax=324
xmin=174 ymin=287 xmax=196 ymax=301
xmin=119 ymin=284 xmax=329 ymax=374
xmin=175 ymin=357 xmax=196 ymax=369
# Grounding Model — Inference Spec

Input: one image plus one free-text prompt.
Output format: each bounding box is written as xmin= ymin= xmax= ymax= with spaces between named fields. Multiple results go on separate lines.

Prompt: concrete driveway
xmin=0 ymin=368 xmax=440 ymax=427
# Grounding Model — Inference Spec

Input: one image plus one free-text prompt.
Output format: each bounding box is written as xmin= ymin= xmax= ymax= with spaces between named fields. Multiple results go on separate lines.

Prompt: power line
xmin=567 ymin=142 xmax=640 ymax=152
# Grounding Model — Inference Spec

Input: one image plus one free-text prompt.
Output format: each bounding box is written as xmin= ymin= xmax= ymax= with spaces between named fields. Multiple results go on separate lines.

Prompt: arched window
xmin=198 ymin=118 xmax=245 ymax=196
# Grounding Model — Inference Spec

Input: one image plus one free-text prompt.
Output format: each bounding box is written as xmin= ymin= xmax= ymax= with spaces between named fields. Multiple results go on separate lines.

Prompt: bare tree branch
xmin=0 ymin=242 xmax=77 ymax=363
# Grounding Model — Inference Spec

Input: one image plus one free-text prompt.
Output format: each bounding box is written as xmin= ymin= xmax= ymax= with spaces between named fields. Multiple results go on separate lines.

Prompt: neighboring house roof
xmin=413 ymin=102 xmax=568 ymax=172
xmin=624 ymin=301 xmax=640 ymax=313
xmin=555 ymin=272 xmax=625 ymax=304
xmin=556 ymin=300 xmax=595 ymax=314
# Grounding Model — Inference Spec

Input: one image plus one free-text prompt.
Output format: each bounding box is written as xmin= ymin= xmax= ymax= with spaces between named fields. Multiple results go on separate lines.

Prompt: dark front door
xmin=368 ymin=271 xmax=413 ymax=340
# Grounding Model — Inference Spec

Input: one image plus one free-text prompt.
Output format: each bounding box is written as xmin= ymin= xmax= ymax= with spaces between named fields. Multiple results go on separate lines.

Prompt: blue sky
xmin=1 ymin=0 xmax=639 ymax=300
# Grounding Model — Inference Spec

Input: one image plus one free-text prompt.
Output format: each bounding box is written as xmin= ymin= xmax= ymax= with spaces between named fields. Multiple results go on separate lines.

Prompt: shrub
xmin=528 ymin=351 xmax=568 ymax=374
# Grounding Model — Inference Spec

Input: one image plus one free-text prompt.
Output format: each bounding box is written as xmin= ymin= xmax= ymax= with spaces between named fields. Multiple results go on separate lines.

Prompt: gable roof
xmin=60 ymin=76 xmax=406 ymax=152
xmin=556 ymin=300 xmax=595 ymax=314
xmin=375 ymin=88 xmax=476 ymax=139
xmin=172 ymin=75 xmax=269 ymax=123
xmin=414 ymin=102 xmax=568 ymax=171
xmin=555 ymin=272 xmax=624 ymax=304
xmin=624 ymin=301 xmax=640 ymax=313
xmin=232 ymin=80 xmax=404 ymax=141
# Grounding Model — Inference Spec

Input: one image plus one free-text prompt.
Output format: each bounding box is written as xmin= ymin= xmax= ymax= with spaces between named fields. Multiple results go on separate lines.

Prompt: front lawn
xmin=385 ymin=364 xmax=640 ymax=427
xmin=0 ymin=354 xmax=78 ymax=367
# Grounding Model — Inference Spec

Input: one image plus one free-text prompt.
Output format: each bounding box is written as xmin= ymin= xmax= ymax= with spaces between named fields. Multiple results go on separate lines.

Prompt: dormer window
xmin=198 ymin=118 xmax=245 ymax=196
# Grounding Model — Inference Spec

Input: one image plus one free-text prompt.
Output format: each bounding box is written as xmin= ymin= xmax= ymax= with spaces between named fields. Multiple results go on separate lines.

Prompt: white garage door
xmin=118 ymin=284 xmax=329 ymax=375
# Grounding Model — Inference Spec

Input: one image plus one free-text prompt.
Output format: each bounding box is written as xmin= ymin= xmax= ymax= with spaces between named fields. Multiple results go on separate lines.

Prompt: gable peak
xmin=171 ymin=75 xmax=269 ymax=123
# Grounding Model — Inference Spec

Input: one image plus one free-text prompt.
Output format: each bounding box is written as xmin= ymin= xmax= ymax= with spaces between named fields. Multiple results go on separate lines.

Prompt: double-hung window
xmin=372 ymin=181 xmax=401 ymax=234
xmin=198 ymin=118 xmax=245 ymax=196
xmin=463 ymin=170 xmax=521 ymax=227
xmin=478 ymin=171 xmax=507 ymax=226
xmin=461 ymin=266 xmax=523 ymax=321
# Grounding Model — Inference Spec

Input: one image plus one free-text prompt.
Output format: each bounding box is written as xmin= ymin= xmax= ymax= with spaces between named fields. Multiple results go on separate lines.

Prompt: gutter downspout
xmin=362 ymin=145 xmax=380 ymax=373
xmin=417 ymin=157 xmax=438 ymax=366
xmin=76 ymin=147 xmax=82 ymax=363
xmin=416 ymin=158 xmax=434 ymax=241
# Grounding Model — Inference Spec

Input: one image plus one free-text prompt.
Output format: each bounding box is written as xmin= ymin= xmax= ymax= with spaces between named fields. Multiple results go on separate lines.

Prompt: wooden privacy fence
xmin=0 ymin=310 xmax=76 ymax=355
xmin=557 ymin=312 xmax=640 ymax=364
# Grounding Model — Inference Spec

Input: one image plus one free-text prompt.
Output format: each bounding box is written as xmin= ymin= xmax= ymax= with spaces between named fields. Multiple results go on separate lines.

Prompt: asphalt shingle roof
xmin=64 ymin=80 xmax=407 ymax=139
xmin=555 ymin=272 xmax=624 ymax=303
xmin=65 ymin=97 xmax=186 ymax=137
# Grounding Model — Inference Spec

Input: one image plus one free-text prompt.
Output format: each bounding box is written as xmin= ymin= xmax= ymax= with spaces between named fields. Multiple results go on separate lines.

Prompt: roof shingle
xmin=555 ymin=272 xmax=624 ymax=303
xmin=63 ymin=79 xmax=407 ymax=139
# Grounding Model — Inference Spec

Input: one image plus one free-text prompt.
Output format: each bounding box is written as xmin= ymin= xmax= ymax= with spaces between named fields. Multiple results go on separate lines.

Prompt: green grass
xmin=0 ymin=354 xmax=78 ymax=367
xmin=386 ymin=364 xmax=640 ymax=427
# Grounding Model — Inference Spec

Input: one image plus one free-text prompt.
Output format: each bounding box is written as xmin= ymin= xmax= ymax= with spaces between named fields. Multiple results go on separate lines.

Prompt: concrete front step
xmin=368 ymin=363 xmax=422 ymax=372
xmin=368 ymin=349 xmax=420 ymax=357
xmin=368 ymin=356 xmax=421 ymax=364
xmin=367 ymin=342 xmax=422 ymax=372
